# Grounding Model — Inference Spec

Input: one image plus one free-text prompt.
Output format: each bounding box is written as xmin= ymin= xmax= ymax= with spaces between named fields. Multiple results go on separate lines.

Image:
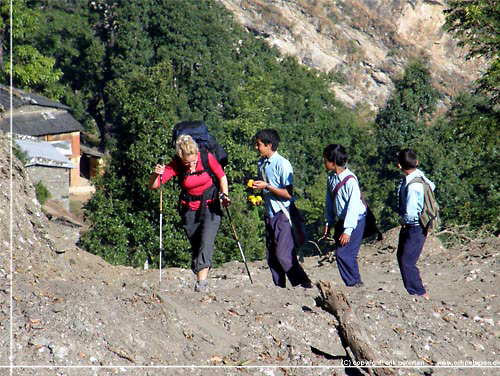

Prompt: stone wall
xmin=27 ymin=166 xmax=70 ymax=210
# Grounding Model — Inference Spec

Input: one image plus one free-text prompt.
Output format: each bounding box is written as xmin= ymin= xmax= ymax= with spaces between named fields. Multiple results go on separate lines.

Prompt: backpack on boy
xmin=332 ymin=175 xmax=383 ymax=241
xmin=407 ymin=177 xmax=439 ymax=233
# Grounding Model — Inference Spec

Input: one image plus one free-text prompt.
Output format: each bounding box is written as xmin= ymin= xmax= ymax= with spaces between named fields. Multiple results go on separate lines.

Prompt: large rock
xmin=217 ymin=0 xmax=486 ymax=112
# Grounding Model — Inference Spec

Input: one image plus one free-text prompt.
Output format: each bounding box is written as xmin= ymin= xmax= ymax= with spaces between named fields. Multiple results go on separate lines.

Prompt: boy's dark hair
xmin=254 ymin=129 xmax=280 ymax=151
xmin=398 ymin=148 xmax=418 ymax=170
xmin=323 ymin=144 xmax=347 ymax=167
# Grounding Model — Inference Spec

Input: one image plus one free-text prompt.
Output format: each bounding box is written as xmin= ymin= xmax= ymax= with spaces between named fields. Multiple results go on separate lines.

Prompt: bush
xmin=35 ymin=181 xmax=51 ymax=205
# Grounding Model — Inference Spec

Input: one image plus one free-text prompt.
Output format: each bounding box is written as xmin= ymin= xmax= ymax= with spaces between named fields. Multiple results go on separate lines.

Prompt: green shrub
xmin=35 ymin=181 xmax=51 ymax=205
xmin=13 ymin=145 xmax=28 ymax=164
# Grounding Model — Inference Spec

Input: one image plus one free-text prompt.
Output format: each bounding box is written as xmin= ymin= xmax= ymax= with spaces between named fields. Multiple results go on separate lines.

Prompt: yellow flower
xmin=248 ymin=195 xmax=259 ymax=206
xmin=247 ymin=179 xmax=254 ymax=188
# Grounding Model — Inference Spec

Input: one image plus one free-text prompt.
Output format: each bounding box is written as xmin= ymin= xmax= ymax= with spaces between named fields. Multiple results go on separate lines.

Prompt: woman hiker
xmin=148 ymin=134 xmax=230 ymax=292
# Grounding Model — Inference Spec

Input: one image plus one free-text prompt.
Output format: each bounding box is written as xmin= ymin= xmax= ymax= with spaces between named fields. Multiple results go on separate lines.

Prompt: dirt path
xmin=1 ymin=132 xmax=498 ymax=376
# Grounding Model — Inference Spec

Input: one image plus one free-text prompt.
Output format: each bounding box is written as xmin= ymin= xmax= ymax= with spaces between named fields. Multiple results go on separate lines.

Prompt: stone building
xmin=14 ymin=137 xmax=76 ymax=210
xmin=0 ymin=84 xmax=84 ymax=189
xmin=0 ymin=84 xmax=103 ymax=207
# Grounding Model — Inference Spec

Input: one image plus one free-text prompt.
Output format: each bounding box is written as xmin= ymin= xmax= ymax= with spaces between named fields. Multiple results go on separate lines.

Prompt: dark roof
xmin=0 ymin=84 xmax=83 ymax=136
xmin=0 ymin=109 xmax=83 ymax=136
xmin=80 ymin=144 xmax=105 ymax=158
xmin=0 ymin=84 xmax=70 ymax=112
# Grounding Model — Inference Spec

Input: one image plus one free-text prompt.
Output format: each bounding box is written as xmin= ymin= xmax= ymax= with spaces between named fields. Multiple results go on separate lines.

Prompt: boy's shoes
xmin=349 ymin=282 xmax=364 ymax=288
xmin=194 ymin=280 xmax=209 ymax=293
xmin=416 ymin=293 xmax=430 ymax=301
xmin=300 ymin=279 xmax=313 ymax=289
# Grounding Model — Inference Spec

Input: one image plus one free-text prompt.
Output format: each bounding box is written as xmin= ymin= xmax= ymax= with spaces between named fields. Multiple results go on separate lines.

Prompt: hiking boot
xmin=300 ymin=279 xmax=313 ymax=289
xmin=194 ymin=280 xmax=209 ymax=293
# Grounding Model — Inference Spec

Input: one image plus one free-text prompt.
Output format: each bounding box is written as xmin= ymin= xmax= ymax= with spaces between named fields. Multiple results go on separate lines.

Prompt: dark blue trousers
xmin=397 ymin=225 xmax=427 ymax=295
xmin=265 ymin=212 xmax=310 ymax=288
xmin=334 ymin=216 xmax=365 ymax=286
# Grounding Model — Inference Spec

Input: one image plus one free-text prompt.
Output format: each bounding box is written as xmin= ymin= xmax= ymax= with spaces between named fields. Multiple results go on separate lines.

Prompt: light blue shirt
xmin=325 ymin=168 xmax=366 ymax=236
xmin=258 ymin=151 xmax=294 ymax=218
xmin=398 ymin=169 xmax=436 ymax=226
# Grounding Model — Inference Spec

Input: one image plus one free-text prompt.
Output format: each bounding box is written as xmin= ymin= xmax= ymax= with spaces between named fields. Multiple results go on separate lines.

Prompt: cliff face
xmin=217 ymin=0 xmax=485 ymax=112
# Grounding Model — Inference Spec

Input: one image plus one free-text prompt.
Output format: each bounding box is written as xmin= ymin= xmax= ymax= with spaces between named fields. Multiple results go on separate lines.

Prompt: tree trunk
xmin=318 ymin=280 xmax=397 ymax=376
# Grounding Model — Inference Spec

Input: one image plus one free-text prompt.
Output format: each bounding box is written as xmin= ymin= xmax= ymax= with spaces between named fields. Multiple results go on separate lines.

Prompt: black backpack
xmin=171 ymin=120 xmax=228 ymax=168
xmin=171 ymin=121 xmax=228 ymax=218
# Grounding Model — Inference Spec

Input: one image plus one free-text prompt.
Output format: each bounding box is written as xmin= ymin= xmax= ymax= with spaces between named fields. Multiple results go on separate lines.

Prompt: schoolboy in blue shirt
xmin=251 ymin=129 xmax=311 ymax=288
xmin=397 ymin=148 xmax=435 ymax=300
xmin=322 ymin=144 xmax=366 ymax=287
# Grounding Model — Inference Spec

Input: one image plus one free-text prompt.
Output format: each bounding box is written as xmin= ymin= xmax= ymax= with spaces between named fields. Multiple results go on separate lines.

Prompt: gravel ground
xmin=1 ymin=131 xmax=499 ymax=376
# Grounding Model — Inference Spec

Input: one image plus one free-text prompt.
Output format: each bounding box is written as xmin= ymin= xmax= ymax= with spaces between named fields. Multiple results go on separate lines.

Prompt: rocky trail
xmin=1 ymin=131 xmax=499 ymax=376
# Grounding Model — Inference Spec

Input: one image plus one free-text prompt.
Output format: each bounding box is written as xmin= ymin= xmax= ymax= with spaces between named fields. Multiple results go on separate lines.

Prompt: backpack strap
xmin=331 ymin=175 xmax=367 ymax=208
xmin=405 ymin=176 xmax=426 ymax=202
xmin=407 ymin=176 xmax=425 ymax=187
xmin=175 ymin=149 xmax=214 ymax=186
xmin=176 ymin=148 xmax=220 ymax=221
xmin=200 ymin=147 xmax=219 ymax=189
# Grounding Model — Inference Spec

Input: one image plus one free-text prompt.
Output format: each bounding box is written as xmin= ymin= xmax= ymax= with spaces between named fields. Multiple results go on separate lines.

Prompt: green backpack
xmin=408 ymin=177 xmax=439 ymax=232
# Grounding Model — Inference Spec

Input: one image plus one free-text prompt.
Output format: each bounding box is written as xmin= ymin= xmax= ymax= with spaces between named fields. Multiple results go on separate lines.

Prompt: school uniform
xmin=325 ymin=168 xmax=366 ymax=286
xmin=397 ymin=169 xmax=435 ymax=296
xmin=259 ymin=152 xmax=310 ymax=288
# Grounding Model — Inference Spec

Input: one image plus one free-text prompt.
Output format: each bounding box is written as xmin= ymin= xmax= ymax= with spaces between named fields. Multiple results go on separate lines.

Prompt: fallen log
xmin=318 ymin=280 xmax=397 ymax=376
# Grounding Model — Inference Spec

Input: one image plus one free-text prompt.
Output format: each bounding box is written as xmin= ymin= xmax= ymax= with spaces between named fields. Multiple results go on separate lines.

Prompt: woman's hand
xmin=148 ymin=163 xmax=165 ymax=190
xmin=154 ymin=163 xmax=165 ymax=175
xmin=220 ymin=192 xmax=231 ymax=207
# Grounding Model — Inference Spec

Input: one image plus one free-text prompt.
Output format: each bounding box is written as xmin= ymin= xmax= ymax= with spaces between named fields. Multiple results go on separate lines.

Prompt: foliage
xmin=35 ymin=181 xmax=51 ymax=205
xmin=23 ymin=2 xmax=106 ymax=133
xmin=375 ymin=60 xmax=438 ymax=150
xmin=12 ymin=144 xmax=28 ymax=164
xmin=374 ymin=62 xmax=499 ymax=236
xmin=11 ymin=45 xmax=63 ymax=87
xmin=421 ymin=94 xmax=500 ymax=234
xmin=11 ymin=0 xmax=499 ymax=269
xmin=80 ymin=63 xmax=181 ymax=267
xmin=0 ymin=0 xmax=63 ymax=89
xmin=373 ymin=60 xmax=438 ymax=229
xmin=444 ymin=0 xmax=500 ymax=104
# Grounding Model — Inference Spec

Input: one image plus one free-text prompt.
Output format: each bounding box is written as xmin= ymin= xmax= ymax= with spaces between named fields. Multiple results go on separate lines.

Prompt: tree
xmin=373 ymin=61 xmax=438 ymax=228
xmin=375 ymin=60 xmax=437 ymax=150
xmin=0 ymin=0 xmax=62 ymax=88
xmin=444 ymin=0 xmax=500 ymax=104
xmin=18 ymin=0 xmax=379 ymax=267
xmin=80 ymin=63 xmax=183 ymax=267
xmin=422 ymin=94 xmax=500 ymax=234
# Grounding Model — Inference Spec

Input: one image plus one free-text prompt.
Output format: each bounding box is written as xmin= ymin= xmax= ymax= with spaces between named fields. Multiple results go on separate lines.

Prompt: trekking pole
xmin=158 ymin=158 xmax=164 ymax=288
xmin=224 ymin=206 xmax=253 ymax=284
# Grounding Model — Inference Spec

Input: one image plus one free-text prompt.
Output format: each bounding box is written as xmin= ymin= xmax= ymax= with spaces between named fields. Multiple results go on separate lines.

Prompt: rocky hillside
xmin=217 ymin=0 xmax=486 ymax=112
xmin=1 ymin=130 xmax=499 ymax=375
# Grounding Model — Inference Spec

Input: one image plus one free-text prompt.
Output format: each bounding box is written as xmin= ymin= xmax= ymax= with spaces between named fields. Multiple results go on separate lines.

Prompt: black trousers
xmin=182 ymin=205 xmax=221 ymax=274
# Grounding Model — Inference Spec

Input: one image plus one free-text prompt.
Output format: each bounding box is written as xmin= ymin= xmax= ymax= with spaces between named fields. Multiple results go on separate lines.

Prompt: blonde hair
xmin=175 ymin=134 xmax=198 ymax=160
